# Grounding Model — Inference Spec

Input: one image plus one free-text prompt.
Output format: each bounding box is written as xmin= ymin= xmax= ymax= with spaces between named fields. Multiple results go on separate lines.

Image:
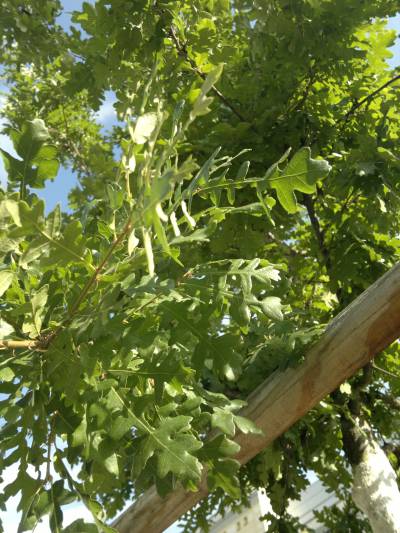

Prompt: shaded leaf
xmin=268 ymin=148 xmax=331 ymax=213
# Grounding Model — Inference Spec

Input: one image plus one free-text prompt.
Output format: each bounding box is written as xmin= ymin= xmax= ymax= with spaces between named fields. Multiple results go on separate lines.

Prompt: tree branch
xmin=302 ymin=194 xmax=332 ymax=272
xmin=167 ymin=26 xmax=250 ymax=126
xmin=266 ymin=231 xmax=305 ymax=257
xmin=344 ymin=74 xmax=400 ymax=122
xmin=0 ymin=339 xmax=45 ymax=351
xmin=60 ymin=217 xmax=133 ymax=327
xmin=0 ymin=217 xmax=133 ymax=352
xmin=372 ymin=363 xmax=400 ymax=381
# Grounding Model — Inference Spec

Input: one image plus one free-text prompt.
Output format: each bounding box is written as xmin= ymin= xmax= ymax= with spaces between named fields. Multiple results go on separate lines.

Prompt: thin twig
xmin=266 ymin=231 xmax=305 ymax=257
xmin=60 ymin=104 xmax=92 ymax=175
xmin=1 ymin=214 xmax=133 ymax=351
xmin=61 ymin=217 xmax=133 ymax=326
xmin=302 ymin=195 xmax=332 ymax=271
xmin=168 ymin=26 xmax=251 ymax=126
xmin=372 ymin=363 xmax=400 ymax=381
xmin=343 ymin=74 xmax=400 ymax=122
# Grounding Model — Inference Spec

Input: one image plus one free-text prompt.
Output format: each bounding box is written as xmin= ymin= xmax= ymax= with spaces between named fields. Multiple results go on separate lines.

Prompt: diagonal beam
xmin=114 ymin=262 xmax=400 ymax=533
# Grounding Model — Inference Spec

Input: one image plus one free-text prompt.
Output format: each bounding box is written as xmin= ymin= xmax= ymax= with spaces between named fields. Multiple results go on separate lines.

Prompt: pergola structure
xmin=114 ymin=262 xmax=400 ymax=533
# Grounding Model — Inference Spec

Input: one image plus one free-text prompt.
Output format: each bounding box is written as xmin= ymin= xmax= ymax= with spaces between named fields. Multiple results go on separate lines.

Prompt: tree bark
xmin=341 ymin=417 xmax=400 ymax=532
xmin=304 ymin=195 xmax=400 ymax=532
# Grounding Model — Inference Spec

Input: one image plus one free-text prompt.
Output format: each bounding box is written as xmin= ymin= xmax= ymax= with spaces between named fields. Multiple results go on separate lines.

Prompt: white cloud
xmin=95 ymin=91 xmax=119 ymax=126
xmin=96 ymin=99 xmax=117 ymax=123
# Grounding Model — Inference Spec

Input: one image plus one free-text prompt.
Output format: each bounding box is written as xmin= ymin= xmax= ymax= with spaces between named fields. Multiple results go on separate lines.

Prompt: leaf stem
xmin=62 ymin=217 xmax=133 ymax=326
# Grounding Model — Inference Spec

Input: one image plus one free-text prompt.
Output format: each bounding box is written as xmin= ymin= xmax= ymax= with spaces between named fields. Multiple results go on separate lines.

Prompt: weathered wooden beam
xmin=114 ymin=262 xmax=400 ymax=533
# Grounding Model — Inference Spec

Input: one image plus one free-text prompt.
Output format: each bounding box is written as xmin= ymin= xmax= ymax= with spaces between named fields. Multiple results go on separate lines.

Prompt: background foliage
xmin=0 ymin=1 xmax=399 ymax=531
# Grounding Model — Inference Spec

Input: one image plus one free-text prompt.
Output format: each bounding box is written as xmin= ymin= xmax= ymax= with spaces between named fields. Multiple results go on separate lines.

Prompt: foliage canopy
xmin=0 ymin=1 xmax=399 ymax=531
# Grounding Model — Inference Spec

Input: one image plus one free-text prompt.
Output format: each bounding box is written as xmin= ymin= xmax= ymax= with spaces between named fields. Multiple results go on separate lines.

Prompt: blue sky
xmin=0 ymin=5 xmax=399 ymax=533
xmin=388 ymin=13 xmax=400 ymax=63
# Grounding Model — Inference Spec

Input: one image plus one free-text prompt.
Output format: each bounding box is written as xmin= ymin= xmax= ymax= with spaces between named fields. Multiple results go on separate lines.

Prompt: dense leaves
xmin=0 ymin=77 xmax=321 ymax=529
xmin=0 ymin=1 xmax=399 ymax=532
xmin=1 ymin=119 xmax=59 ymax=195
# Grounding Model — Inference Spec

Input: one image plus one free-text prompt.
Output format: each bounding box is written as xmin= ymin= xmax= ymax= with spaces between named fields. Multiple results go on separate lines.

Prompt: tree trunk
xmin=342 ymin=417 xmax=400 ymax=532
xmin=304 ymin=194 xmax=400 ymax=532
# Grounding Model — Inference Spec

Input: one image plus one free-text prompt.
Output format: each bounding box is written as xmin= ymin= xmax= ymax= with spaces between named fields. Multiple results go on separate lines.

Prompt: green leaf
xmin=268 ymin=147 xmax=331 ymax=213
xmin=127 ymin=228 xmax=139 ymax=256
xmin=198 ymin=434 xmax=240 ymax=460
xmin=211 ymin=408 xmax=235 ymax=437
xmin=207 ymin=458 xmax=241 ymax=498
xmin=200 ymin=64 xmax=224 ymax=95
xmin=236 ymin=160 xmax=250 ymax=179
xmin=5 ymin=471 xmax=42 ymax=533
xmin=234 ymin=415 xmax=263 ymax=435
xmin=109 ymin=415 xmax=134 ymax=440
xmin=3 ymin=199 xmax=21 ymax=226
xmin=154 ymin=418 xmax=203 ymax=479
xmin=132 ymin=415 xmax=203 ymax=481
xmin=108 ymin=388 xmax=203 ymax=481
xmin=17 ymin=119 xmax=50 ymax=158
xmin=42 ymin=220 xmax=88 ymax=267
xmin=2 ymin=119 xmax=59 ymax=189
xmin=62 ymin=520 xmax=98 ymax=533
xmin=0 ymin=319 xmax=14 ymax=339
xmin=22 ymin=284 xmax=48 ymax=337
xmin=0 ymin=271 xmax=14 ymax=297
xmin=57 ymin=459 xmax=117 ymax=533
xmin=231 ymin=300 xmax=251 ymax=327
xmin=71 ymin=417 xmax=88 ymax=447
xmin=106 ymin=183 xmax=124 ymax=210
xmin=32 ymin=284 xmax=48 ymax=334
xmin=131 ymin=112 xmax=158 ymax=144
xmin=20 ymin=217 xmax=88 ymax=269
xmin=261 ymin=296 xmax=283 ymax=321
xmin=0 ymin=367 xmax=15 ymax=382
xmin=171 ymin=224 xmax=216 ymax=244
xmin=152 ymin=208 xmax=171 ymax=255
xmin=190 ymin=65 xmax=223 ymax=119
xmin=45 ymin=204 xmax=61 ymax=237
xmin=141 ymin=174 xmax=173 ymax=218
xmin=103 ymin=453 xmax=119 ymax=476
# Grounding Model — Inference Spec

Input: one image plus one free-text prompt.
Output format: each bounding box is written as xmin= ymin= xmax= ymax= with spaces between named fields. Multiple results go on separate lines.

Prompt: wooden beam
xmin=114 ymin=262 xmax=400 ymax=533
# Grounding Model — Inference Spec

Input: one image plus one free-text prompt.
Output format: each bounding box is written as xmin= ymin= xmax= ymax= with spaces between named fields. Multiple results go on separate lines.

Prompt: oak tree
xmin=0 ymin=1 xmax=399 ymax=531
